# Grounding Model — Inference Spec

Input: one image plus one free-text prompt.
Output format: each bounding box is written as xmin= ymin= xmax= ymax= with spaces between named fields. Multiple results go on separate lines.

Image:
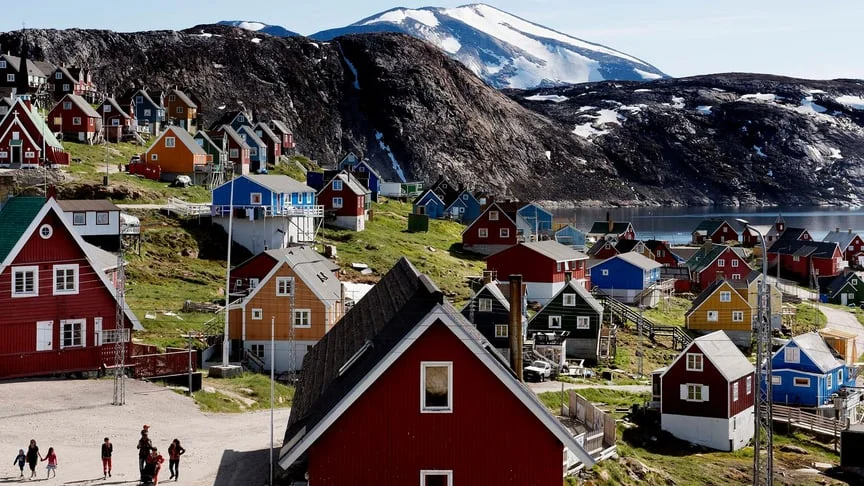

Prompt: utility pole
xmin=637 ymin=305 xmax=644 ymax=378
xmin=112 ymin=224 xmax=128 ymax=406
xmin=269 ymin=316 xmax=275 ymax=486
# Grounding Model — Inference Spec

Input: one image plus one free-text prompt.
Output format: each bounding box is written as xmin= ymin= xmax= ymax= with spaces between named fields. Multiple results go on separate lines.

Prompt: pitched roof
xmin=613 ymin=251 xmax=663 ymax=271
xmin=215 ymin=125 xmax=251 ymax=149
xmin=330 ymin=172 xmax=369 ymax=196
xmin=519 ymin=240 xmax=588 ymax=262
xmin=562 ymin=279 xmax=603 ymax=314
xmin=193 ymin=130 xmax=222 ymax=152
xmin=209 ymin=110 xmax=250 ymax=130
xmin=412 ymin=187 xmax=444 ymax=206
xmin=780 ymin=332 xmax=844 ymax=373
xmin=269 ymin=119 xmax=292 ymax=134
xmin=684 ymin=244 xmax=729 ymax=273
xmin=615 ymin=239 xmax=643 ymax=254
xmin=462 ymin=281 xmax=510 ymax=313
xmin=0 ymin=54 xmax=50 ymax=77
xmin=60 ymin=94 xmax=101 ymax=118
xmin=56 ymin=199 xmax=120 ymax=212
xmin=157 ymin=126 xmax=207 ymax=156
xmin=823 ymin=229 xmax=859 ymax=249
xmin=237 ymin=125 xmax=267 ymax=148
xmin=102 ymin=97 xmax=131 ymax=119
xmin=5 ymin=98 xmax=63 ymax=150
xmin=253 ymin=122 xmax=280 ymax=144
xmin=692 ymin=331 xmax=754 ymax=381
xmin=588 ymin=221 xmax=632 ymax=235
xmin=280 ymin=258 xmax=594 ymax=470
xmin=84 ymin=241 xmax=120 ymax=272
xmin=168 ymin=89 xmax=197 ymax=108
xmin=823 ymin=272 xmax=858 ymax=299
xmin=261 ymin=247 xmax=341 ymax=305
xmin=778 ymin=227 xmax=809 ymax=241
xmin=0 ymin=196 xmax=45 ymax=262
xmin=693 ymin=219 xmax=727 ymax=236
xmin=244 ymin=174 xmax=313 ymax=194
xmin=767 ymin=239 xmax=839 ymax=259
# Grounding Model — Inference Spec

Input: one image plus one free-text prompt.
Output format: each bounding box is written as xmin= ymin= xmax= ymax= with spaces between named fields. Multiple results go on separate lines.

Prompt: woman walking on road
xmin=25 ymin=439 xmax=41 ymax=480
xmin=167 ymin=439 xmax=186 ymax=481
xmin=101 ymin=437 xmax=113 ymax=479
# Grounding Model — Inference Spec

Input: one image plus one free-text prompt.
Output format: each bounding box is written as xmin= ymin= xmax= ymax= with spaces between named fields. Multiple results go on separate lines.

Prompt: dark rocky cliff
xmin=2 ymin=26 xmax=863 ymax=206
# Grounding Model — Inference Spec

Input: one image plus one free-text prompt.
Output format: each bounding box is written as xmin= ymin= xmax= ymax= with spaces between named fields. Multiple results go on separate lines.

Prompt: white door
xmin=94 ymin=317 xmax=103 ymax=346
xmin=36 ymin=321 xmax=53 ymax=351
xmin=842 ymin=293 xmax=849 ymax=306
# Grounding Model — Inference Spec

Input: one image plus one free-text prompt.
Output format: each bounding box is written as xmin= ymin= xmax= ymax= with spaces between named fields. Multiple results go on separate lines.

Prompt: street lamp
xmin=736 ymin=218 xmax=773 ymax=485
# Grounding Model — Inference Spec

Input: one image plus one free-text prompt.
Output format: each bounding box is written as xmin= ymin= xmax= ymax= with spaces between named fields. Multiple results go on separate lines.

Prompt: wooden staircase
xmin=593 ymin=290 xmax=693 ymax=350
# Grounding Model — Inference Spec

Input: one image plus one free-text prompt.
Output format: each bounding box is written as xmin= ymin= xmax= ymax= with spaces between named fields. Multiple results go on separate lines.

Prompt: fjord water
xmin=554 ymin=206 xmax=864 ymax=244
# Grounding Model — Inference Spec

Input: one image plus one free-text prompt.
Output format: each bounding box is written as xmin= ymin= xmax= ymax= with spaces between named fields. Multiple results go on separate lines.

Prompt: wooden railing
xmin=768 ymin=403 xmax=849 ymax=440
xmin=593 ymin=290 xmax=693 ymax=349
xmin=166 ymin=198 xmax=210 ymax=218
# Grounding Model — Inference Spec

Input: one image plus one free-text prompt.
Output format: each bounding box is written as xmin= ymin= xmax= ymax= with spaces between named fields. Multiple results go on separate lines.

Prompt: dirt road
xmin=821 ymin=305 xmax=864 ymax=357
xmin=0 ymin=379 xmax=289 ymax=486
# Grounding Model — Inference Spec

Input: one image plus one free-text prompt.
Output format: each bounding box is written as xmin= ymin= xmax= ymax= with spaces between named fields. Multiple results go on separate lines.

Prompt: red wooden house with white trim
xmin=486 ymin=240 xmax=588 ymax=305
xmin=767 ymin=239 xmax=844 ymax=284
xmin=0 ymin=96 xmax=68 ymax=167
xmin=318 ymin=172 xmax=369 ymax=231
xmin=656 ymin=330 xmax=755 ymax=451
xmin=823 ymin=228 xmax=864 ymax=268
xmin=644 ymin=240 xmax=681 ymax=267
xmin=0 ymin=196 xmax=141 ymax=380
xmin=462 ymin=202 xmax=519 ymax=255
xmin=48 ymin=94 xmax=102 ymax=143
xmin=691 ymin=219 xmax=739 ymax=244
xmin=278 ymin=258 xmax=594 ymax=484
xmin=683 ymin=242 xmax=752 ymax=292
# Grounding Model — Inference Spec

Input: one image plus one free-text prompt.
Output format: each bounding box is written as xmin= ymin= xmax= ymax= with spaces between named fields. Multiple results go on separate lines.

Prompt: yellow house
xmin=686 ymin=279 xmax=754 ymax=347
xmin=730 ymin=271 xmax=782 ymax=316
xmin=228 ymin=247 xmax=344 ymax=372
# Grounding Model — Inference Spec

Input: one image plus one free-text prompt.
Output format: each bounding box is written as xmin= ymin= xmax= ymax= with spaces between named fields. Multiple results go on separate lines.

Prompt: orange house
xmin=686 ymin=279 xmax=754 ymax=348
xmin=144 ymin=126 xmax=208 ymax=181
xmin=165 ymin=88 xmax=198 ymax=133
xmin=228 ymin=247 xmax=344 ymax=372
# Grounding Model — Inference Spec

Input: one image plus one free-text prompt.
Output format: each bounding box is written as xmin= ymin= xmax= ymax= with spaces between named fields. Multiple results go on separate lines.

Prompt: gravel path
xmin=821 ymin=305 xmax=864 ymax=356
xmin=0 ymin=379 xmax=289 ymax=486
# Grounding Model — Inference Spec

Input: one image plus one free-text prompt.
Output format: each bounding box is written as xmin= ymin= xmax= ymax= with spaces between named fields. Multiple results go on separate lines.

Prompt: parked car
xmin=524 ymin=360 xmax=552 ymax=382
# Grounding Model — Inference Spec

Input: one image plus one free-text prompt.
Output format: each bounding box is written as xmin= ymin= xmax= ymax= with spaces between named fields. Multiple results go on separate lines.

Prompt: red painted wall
xmin=711 ymin=223 xmax=739 ymax=244
xmin=463 ymin=207 xmax=517 ymax=248
xmin=845 ymin=235 xmax=864 ymax=264
xmin=230 ymin=253 xmax=278 ymax=293
xmin=307 ymin=321 xmax=566 ymax=485
xmin=769 ymin=251 xmax=842 ymax=281
xmin=319 ymin=183 xmax=364 ymax=217
xmin=729 ymin=373 xmax=755 ymax=417
xmin=694 ymin=249 xmax=750 ymax=291
xmin=652 ymin=243 xmax=679 ymax=267
xmin=47 ymin=102 xmax=97 ymax=135
xmin=487 ymin=244 xmax=586 ymax=284
xmin=662 ymin=342 xmax=729 ymax=419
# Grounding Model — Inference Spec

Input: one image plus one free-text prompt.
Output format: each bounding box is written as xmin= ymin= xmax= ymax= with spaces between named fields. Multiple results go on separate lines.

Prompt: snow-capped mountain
xmin=217 ymin=20 xmax=298 ymax=37
xmin=311 ymin=3 xmax=666 ymax=89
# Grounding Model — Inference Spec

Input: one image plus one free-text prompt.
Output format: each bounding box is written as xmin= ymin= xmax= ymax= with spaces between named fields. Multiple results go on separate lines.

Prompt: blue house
xmin=120 ymin=88 xmax=164 ymax=135
xmin=444 ymin=189 xmax=482 ymax=224
xmin=209 ymin=110 xmax=253 ymax=132
xmin=768 ymin=332 xmax=854 ymax=407
xmin=349 ymin=159 xmax=382 ymax=203
xmin=589 ymin=252 xmax=662 ymax=306
xmin=412 ymin=188 xmax=446 ymax=219
xmin=555 ymin=225 xmax=587 ymax=250
xmin=237 ymin=125 xmax=268 ymax=173
xmin=518 ymin=203 xmax=554 ymax=236
xmin=337 ymin=152 xmax=360 ymax=169
xmin=211 ymin=175 xmax=321 ymax=252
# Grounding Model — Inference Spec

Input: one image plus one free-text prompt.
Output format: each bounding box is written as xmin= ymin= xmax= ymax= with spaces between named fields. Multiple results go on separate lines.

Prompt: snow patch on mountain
xmin=525 ymin=94 xmax=569 ymax=103
xmin=837 ymin=95 xmax=864 ymax=110
xmin=217 ymin=20 xmax=299 ymax=37
xmin=365 ymin=8 xmax=439 ymax=27
xmin=375 ymin=131 xmax=406 ymax=182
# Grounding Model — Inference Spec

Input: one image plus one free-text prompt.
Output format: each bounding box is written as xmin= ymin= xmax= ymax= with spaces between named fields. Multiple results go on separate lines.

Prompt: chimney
xmin=483 ymin=271 xmax=493 ymax=284
xmin=837 ymin=228 xmax=841 ymax=233
xmin=849 ymin=229 xmax=853 ymax=234
xmin=702 ymin=240 xmax=713 ymax=253
xmin=508 ymin=274 xmax=524 ymax=381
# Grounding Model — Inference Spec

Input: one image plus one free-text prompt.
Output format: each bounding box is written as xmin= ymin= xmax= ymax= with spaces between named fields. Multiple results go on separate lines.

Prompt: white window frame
xmin=293 ymin=309 xmax=311 ymax=328
xmin=143 ymin=108 xmax=151 ymax=117
xmin=732 ymin=310 xmax=744 ymax=322
xmin=793 ymin=377 xmax=810 ymax=387
xmin=686 ymin=353 xmax=703 ymax=371
xmin=62 ymin=83 xmax=70 ymax=92
xmin=772 ymin=375 xmax=782 ymax=385
xmin=685 ymin=384 xmax=704 ymax=402
xmin=494 ymin=324 xmax=508 ymax=338
xmin=731 ymin=259 xmax=739 ymax=267
xmin=717 ymin=259 xmax=725 ymax=268
xmin=563 ymin=293 xmax=576 ymax=307
xmin=499 ymin=228 xmax=509 ymax=238
xmin=249 ymin=278 xmax=259 ymax=289
xmin=332 ymin=197 xmax=343 ymax=209
xmin=478 ymin=228 xmax=488 ymax=239
xmin=103 ymin=104 xmax=112 ymax=113
xmin=420 ymin=362 xmax=453 ymax=413
xmin=250 ymin=192 xmax=262 ymax=205
xmin=6 ymin=73 xmax=14 ymax=82
xmin=276 ymin=277 xmax=294 ymax=296
xmin=0 ymin=60 xmax=6 ymax=68
xmin=489 ymin=210 xmax=499 ymax=221
xmin=53 ymin=264 xmax=79 ymax=295
xmin=827 ymin=373 xmax=833 ymax=389
xmin=706 ymin=310 xmax=718 ymax=322
xmin=333 ymin=180 xmax=343 ymax=191
xmin=229 ymin=148 xmax=239 ymax=158
xmin=165 ymin=136 xmax=175 ymax=148
xmin=732 ymin=273 xmax=741 ymax=280
xmin=40 ymin=224 xmax=53 ymax=240
xmin=784 ymin=347 xmax=800 ymax=364
xmin=732 ymin=382 xmax=739 ymax=401
xmin=73 ymin=117 xmax=82 ymax=126
xmin=420 ymin=470 xmax=453 ymax=486
xmin=720 ymin=291 xmax=731 ymax=302
xmin=60 ymin=319 xmax=85 ymax=349
xmin=478 ymin=298 xmax=492 ymax=312
xmin=12 ymin=266 xmax=39 ymax=298
xmin=548 ymin=315 xmax=562 ymax=329
xmin=746 ymin=376 xmax=752 ymax=395
xmin=251 ymin=308 xmax=263 ymax=320
xmin=601 ymin=269 xmax=609 ymax=276
xmin=72 ymin=212 xmax=86 ymax=226
xmin=151 ymin=154 xmax=158 ymax=161
xmin=576 ymin=316 xmax=590 ymax=330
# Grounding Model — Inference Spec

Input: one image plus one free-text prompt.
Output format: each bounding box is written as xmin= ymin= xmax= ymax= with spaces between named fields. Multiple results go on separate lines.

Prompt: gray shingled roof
xmin=217 ymin=125 xmax=250 ymax=149
xmin=263 ymin=246 xmax=341 ymax=306
xmin=823 ymin=229 xmax=858 ymax=249
xmin=246 ymin=174 xmax=313 ymax=194
xmin=785 ymin=332 xmax=845 ymax=373
xmin=332 ymin=172 xmax=370 ymax=196
xmin=521 ymin=240 xmax=588 ymax=262
xmin=56 ymin=199 xmax=120 ymax=212
xmin=102 ymin=97 xmax=131 ymax=119
xmin=163 ymin=126 xmax=206 ymax=155
xmin=615 ymin=251 xmax=663 ymax=271
xmin=168 ymin=89 xmax=197 ymax=109
xmin=270 ymin=119 xmax=292 ymax=134
xmin=238 ymin=125 xmax=267 ymax=149
xmin=254 ymin=122 xmax=280 ymax=144
xmin=693 ymin=331 xmax=754 ymax=381
xmin=62 ymin=94 xmax=101 ymax=118
xmin=462 ymin=281 xmax=510 ymax=313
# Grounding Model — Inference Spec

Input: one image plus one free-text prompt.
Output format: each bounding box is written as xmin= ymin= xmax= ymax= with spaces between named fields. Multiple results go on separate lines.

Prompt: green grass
xmin=639 ymin=296 xmax=692 ymax=326
xmin=794 ymin=303 xmax=827 ymax=331
xmin=537 ymin=389 xmax=649 ymax=413
xmin=193 ymin=372 xmax=295 ymax=413
xmin=318 ymin=199 xmax=485 ymax=302
xmin=269 ymin=154 xmax=319 ymax=181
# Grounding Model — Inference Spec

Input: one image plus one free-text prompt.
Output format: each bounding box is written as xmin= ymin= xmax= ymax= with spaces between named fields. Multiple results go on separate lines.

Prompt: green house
xmin=527 ymin=280 xmax=604 ymax=363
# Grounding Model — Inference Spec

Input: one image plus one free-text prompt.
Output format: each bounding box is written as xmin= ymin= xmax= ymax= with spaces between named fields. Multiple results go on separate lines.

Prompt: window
xmin=111 ymin=119 xmax=119 ymax=126
xmin=684 ymin=384 xmax=706 ymax=401
xmin=6 ymin=73 xmax=14 ymax=82
xmin=723 ymin=226 xmax=728 ymax=233
xmin=746 ymin=376 xmax=752 ymax=395
xmin=548 ymin=315 xmax=562 ymax=329
xmin=293 ymin=309 xmax=311 ymax=328
xmin=54 ymin=71 xmax=61 ymax=79
xmin=60 ymin=319 xmax=84 ymax=348
xmin=73 ymin=117 xmax=81 ymax=125
xmin=732 ymin=311 xmax=744 ymax=322
xmin=462 ymin=194 xmax=468 ymax=200
xmin=250 ymin=148 xmax=257 ymax=156
xmin=707 ymin=310 xmax=718 ymax=322
xmin=53 ymin=264 xmax=78 ymax=295
xmin=104 ymin=105 xmax=112 ymax=112
xmin=772 ymin=375 xmax=782 ymax=385
xmin=784 ymin=347 xmax=800 ymax=364
xmin=421 ymin=362 xmax=452 ymax=413
xmin=839 ymin=369 xmax=843 ymax=384
xmin=601 ymin=269 xmax=609 ymax=276
xmin=62 ymin=83 xmax=70 ymax=92
xmin=165 ymin=136 xmax=175 ymax=148
xmin=793 ymin=256 xmax=800 ymax=262
xmin=238 ymin=115 xmax=245 ymax=122
xmin=717 ymin=259 xmax=725 ymax=267
xmin=731 ymin=259 xmax=739 ymax=267
xmin=827 ymin=373 xmax=833 ymax=389
xmin=563 ymin=293 xmax=576 ymax=307
xmin=72 ymin=212 xmax=86 ymax=225
xmin=250 ymin=192 xmax=262 ymax=205
xmin=12 ymin=266 xmax=38 ymax=297
xmin=576 ymin=316 xmax=590 ymax=330
xmin=229 ymin=148 xmax=239 ymax=158
xmin=686 ymin=353 xmax=703 ymax=371
xmin=0 ymin=60 xmax=5 ymax=68
xmin=333 ymin=180 xmax=343 ymax=191
xmin=151 ymin=154 xmax=158 ymax=161
xmin=732 ymin=274 xmax=741 ymax=280
xmin=478 ymin=298 xmax=492 ymax=312
xmin=494 ymin=324 xmax=508 ymax=338
xmin=421 ymin=470 xmax=453 ymax=486
xmin=250 ymin=344 xmax=264 ymax=358
xmin=332 ymin=197 xmax=343 ymax=208
xmin=499 ymin=228 xmax=510 ymax=238
xmin=176 ymin=106 xmax=183 ymax=114
xmin=96 ymin=211 xmax=109 ymax=225
xmin=478 ymin=228 xmax=488 ymax=238
xmin=720 ymin=291 xmax=731 ymax=302
xmin=276 ymin=277 xmax=294 ymax=296
xmin=489 ymin=210 xmax=499 ymax=221
xmin=732 ymin=382 xmax=739 ymax=401
xmin=251 ymin=309 xmax=263 ymax=320
xmin=169 ymin=94 xmax=176 ymax=101
xmin=63 ymin=101 xmax=72 ymax=110
xmin=135 ymin=95 xmax=143 ymax=103
xmin=249 ymin=278 xmax=259 ymax=289
xmin=143 ymin=109 xmax=151 ymax=117
xmin=794 ymin=377 xmax=810 ymax=387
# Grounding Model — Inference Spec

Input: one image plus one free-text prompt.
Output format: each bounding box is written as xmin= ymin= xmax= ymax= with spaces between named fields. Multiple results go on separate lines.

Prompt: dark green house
xmin=461 ymin=282 xmax=513 ymax=360
xmin=822 ymin=272 xmax=864 ymax=306
xmin=527 ymin=280 xmax=604 ymax=362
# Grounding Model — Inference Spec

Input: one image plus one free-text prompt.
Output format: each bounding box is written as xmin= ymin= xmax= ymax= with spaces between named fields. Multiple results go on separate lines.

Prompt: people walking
xmin=12 ymin=449 xmax=26 ymax=479
xmin=137 ymin=428 xmax=153 ymax=480
xmin=167 ymin=439 xmax=185 ymax=481
xmin=101 ymin=437 xmax=113 ymax=479
xmin=41 ymin=447 xmax=57 ymax=479
xmin=25 ymin=439 xmax=41 ymax=480
xmin=145 ymin=447 xmax=164 ymax=485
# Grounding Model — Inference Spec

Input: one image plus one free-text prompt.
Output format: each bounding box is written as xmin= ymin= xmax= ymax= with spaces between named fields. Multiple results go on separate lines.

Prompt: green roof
xmin=684 ymin=244 xmax=727 ymax=273
xmin=693 ymin=219 xmax=726 ymax=235
xmin=0 ymin=197 xmax=45 ymax=262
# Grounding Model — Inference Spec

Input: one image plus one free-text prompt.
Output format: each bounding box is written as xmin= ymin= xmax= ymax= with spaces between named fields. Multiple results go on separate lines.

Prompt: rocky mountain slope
xmin=1 ymin=26 xmax=863 ymax=206
xmin=217 ymin=20 xmax=298 ymax=38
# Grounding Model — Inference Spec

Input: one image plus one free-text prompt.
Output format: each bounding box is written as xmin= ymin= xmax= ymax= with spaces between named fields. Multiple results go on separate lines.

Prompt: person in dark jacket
xmin=137 ymin=430 xmax=153 ymax=480
xmin=101 ymin=437 xmax=113 ymax=479
xmin=13 ymin=448 xmax=26 ymax=479
xmin=26 ymin=439 xmax=41 ymax=480
xmin=167 ymin=439 xmax=186 ymax=481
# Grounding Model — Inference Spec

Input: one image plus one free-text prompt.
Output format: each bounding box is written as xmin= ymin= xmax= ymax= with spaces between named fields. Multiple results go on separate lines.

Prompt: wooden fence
xmin=567 ymin=390 xmax=617 ymax=453
xmin=166 ymin=198 xmax=211 ymax=218
xmin=769 ymin=403 xmax=848 ymax=447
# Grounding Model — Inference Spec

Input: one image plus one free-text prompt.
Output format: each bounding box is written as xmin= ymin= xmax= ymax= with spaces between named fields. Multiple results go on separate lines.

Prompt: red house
xmin=462 ymin=202 xmax=519 ymax=255
xmin=487 ymin=240 xmax=588 ymax=305
xmin=656 ymin=330 xmax=755 ymax=451
xmin=0 ymin=196 xmax=141 ymax=380
xmin=0 ymin=96 xmax=69 ymax=167
xmin=211 ymin=125 xmax=250 ymax=175
xmin=318 ymin=172 xmax=369 ymax=231
xmin=691 ymin=219 xmax=738 ymax=244
xmin=278 ymin=258 xmax=594 ymax=484
xmin=269 ymin=120 xmax=295 ymax=151
xmin=99 ymin=97 xmax=136 ymax=142
xmin=683 ymin=242 xmax=752 ymax=292
xmin=253 ymin=122 xmax=282 ymax=164
xmin=767 ymin=239 xmax=844 ymax=283
xmin=48 ymin=94 xmax=102 ymax=143
xmin=823 ymin=228 xmax=864 ymax=268
xmin=644 ymin=240 xmax=681 ymax=267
